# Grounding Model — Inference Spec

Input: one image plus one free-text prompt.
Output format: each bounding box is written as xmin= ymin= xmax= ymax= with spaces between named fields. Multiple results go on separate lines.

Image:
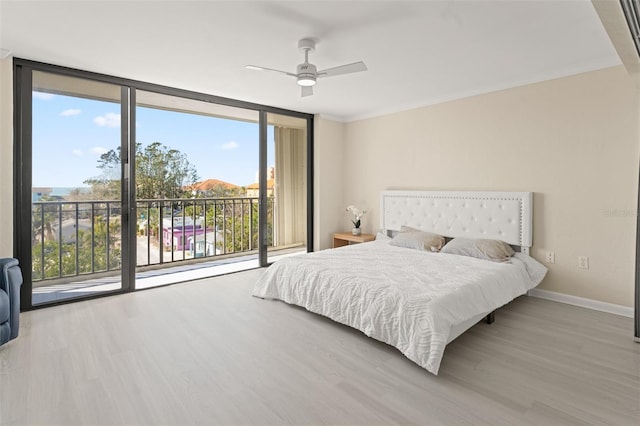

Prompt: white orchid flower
xmin=345 ymin=205 xmax=367 ymax=228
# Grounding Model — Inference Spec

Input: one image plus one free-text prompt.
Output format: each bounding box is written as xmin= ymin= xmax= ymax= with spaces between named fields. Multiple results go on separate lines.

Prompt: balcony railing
xmin=31 ymin=197 xmax=274 ymax=284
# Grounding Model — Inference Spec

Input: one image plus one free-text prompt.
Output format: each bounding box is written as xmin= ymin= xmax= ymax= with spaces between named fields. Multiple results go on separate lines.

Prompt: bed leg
xmin=485 ymin=311 xmax=495 ymax=324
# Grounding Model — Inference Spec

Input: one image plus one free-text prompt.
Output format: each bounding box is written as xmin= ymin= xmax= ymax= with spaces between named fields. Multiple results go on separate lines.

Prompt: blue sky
xmin=32 ymin=92 xmax=274 ymax=188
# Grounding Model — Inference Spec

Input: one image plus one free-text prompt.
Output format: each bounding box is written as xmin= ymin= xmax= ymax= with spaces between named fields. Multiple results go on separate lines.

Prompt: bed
xmin=252 ymin=191 xmax=548 ymax=375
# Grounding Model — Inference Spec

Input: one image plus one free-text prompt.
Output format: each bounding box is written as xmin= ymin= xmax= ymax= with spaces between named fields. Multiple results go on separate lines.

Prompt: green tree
xmin=84 ymin=142 xmax=199 ymax=200
xmin=32 ymin=214 xmax=121 ymax=280
xmin=32 ymin=199 xmax=58 ymax=245
xmin=34 ymin=142 xmax=195 ymax=280
xmin=136 ymin=142 xmax=199 ymax=199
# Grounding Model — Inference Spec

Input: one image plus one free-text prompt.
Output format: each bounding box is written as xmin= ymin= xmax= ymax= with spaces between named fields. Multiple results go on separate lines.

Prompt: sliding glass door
xmin=133 ymin=90 xmax=262 ymax=288
xmin=14 ymin=59 xmax=313 ymax=309
xmin=28 ymin=70 xmax=127 ymax=305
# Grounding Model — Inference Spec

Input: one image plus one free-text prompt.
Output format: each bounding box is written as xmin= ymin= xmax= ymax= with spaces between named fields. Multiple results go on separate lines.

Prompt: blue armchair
xmin=0 ymin=258 xmax=23 ymax=346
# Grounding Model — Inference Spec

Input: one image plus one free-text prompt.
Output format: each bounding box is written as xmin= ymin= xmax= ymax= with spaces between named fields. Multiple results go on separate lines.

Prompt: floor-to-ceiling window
xmin=266 ymin=113 xmax=309 ymax=264
xmin=133 ymin=90 xmax=263 ymax=288
xmin=14 ymin=59 xmax=313 ymax=309
xmin=26 ymin=70 xmax=128 ymax=305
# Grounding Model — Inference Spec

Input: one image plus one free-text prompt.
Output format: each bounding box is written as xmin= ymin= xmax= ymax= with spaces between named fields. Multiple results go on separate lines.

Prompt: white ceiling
xmin=0 ymin=0 xmax=622 ymax=122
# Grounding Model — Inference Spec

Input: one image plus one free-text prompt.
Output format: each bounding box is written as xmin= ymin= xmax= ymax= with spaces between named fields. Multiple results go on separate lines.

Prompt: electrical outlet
xmin=545 ymin=251 xmax=555 ymax=264
xmin=578 ymin=256 xmax=589 ymax=269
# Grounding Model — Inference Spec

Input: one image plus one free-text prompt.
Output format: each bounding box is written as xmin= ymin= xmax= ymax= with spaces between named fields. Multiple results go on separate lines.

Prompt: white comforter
xmin=252 ymin=240 xmax=547 ymax=375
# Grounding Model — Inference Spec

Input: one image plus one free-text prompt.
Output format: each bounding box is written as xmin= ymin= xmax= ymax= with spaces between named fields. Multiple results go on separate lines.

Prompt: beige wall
xmin=335 ymin=66 xmax=638 ymax=307
xmin=0 ymin=55 xmax=13 ymax=257
xmin=313 ymin=115 xmax=346 ymax=251
xmin=2 ymin=57 xmax=637 ymax=307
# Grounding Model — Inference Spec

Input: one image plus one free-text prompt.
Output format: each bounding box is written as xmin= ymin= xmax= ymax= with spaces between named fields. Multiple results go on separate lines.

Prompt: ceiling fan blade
xmin=318 ymin=61 xmax=367 ymax=78
xmin=301 ymin=86 xmax=313 ymax=97
xmin=245 ymin=65 xmax=296 ymax=77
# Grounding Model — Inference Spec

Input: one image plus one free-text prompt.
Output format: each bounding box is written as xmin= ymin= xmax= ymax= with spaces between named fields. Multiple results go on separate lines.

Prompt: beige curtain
xmin=274 ymin=127 xmax=307 ymax=247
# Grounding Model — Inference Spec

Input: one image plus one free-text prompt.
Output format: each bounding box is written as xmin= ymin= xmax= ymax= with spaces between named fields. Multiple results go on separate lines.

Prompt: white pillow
xmin=441 ymin=238 xmax=515 ymax=262
xmin=375 ymin=230 xmax=392 ymax=241
xmin=390 ymin=228 xmax=445 ymax=252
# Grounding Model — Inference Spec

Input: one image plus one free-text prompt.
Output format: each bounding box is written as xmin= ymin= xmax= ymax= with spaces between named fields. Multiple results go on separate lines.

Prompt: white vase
xmin=352 ymin=227 xmax=361 ymax=236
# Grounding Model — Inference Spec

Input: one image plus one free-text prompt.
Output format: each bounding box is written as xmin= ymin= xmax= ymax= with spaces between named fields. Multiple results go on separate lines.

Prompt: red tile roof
xmin=187 ymin=179 xmax=240 ymax=191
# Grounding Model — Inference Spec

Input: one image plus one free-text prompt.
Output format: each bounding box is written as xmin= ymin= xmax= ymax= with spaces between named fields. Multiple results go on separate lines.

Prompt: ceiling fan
xmin=245 ymin=38 xmax=367 ymax=97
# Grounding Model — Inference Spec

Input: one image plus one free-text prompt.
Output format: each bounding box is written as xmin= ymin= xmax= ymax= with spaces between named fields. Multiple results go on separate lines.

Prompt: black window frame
xmin=13 ymin=58 xmax=314 ymax=311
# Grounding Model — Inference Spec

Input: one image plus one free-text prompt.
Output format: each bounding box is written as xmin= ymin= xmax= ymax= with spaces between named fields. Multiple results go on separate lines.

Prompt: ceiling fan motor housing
xmin=297 ymin=62 xmax=317 ymax=86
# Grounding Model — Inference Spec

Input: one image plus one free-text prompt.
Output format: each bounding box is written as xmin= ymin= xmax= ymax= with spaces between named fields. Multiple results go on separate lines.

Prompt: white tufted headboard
xmin=380 ymin=191 xmax=533 ymax=253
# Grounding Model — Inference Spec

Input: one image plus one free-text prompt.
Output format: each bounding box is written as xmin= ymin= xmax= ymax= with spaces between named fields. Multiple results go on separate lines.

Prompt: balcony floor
xmin=32 ymin=249 xmax=305 ymax=305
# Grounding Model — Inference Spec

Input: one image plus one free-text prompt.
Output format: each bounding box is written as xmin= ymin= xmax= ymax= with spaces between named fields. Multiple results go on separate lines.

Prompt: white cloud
xmin=90 ymin=146 xmax=108 ymax=156
xmin=72 ymin=149 xmax=83 ymax=157
xmin=220 ymin=141 xmax=239 ymax=150
xmin=60 ymin=109 xmax=81 ymax=117
xmin=93 ymin=113 xmax=120 ymax=128
xmin=32 ymin=92 xmax=55 ymax=100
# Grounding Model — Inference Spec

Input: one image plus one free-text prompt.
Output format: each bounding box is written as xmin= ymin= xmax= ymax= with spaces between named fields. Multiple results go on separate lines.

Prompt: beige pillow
xmin=440 ymin=238 xmax=515 ymax=262
xmin=390 ymin=227 xmax=445 ymax=252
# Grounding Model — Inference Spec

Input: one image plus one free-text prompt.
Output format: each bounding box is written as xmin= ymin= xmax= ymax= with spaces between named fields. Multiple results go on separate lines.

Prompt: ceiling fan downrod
xmin=297 ymin=39 xmax=317 ymax=87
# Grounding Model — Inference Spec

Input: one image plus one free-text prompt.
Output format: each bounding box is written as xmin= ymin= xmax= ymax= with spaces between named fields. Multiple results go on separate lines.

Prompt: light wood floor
xmin=1 ymin=268 xmax=638 ymax=425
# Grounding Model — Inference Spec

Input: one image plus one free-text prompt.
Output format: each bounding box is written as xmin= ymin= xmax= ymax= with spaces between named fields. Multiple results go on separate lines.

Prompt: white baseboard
xmin=528 ymin=289 xmax=634 ymax=318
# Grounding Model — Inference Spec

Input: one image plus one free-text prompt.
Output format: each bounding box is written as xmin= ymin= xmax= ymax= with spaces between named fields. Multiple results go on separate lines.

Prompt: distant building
xmin=187 ymin=231 xmax=224 ymax=258
xmin=161 ymin=216 xmax=206 ymax=251
xmin=34 ymin=218 xmax=92 ymax=243
xmin=245 ymin=179 xmax=274 ymax=198
xmin=247 ymin=166 xmax=275 ymax=197
xmin=185 ymin=179 xmax=242 ymax=197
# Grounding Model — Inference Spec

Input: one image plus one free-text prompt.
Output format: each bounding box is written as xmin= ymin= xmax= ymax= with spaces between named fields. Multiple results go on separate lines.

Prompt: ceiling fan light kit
xmin=246 ymin=38 xmax=367 ymax=97
xmin=297 ymin=75 xmax=316 ymax=86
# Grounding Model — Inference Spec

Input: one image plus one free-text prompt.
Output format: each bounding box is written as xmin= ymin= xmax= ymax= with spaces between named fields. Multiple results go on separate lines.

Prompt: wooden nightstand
xmin=333 ymin=232 xmax=376 ymax=248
